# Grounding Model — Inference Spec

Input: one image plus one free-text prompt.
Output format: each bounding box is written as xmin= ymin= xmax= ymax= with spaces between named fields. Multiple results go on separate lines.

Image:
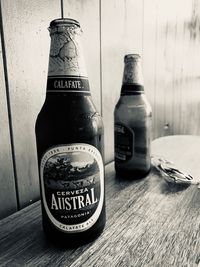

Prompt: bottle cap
xmin=124 ymin=54 xmax=141 ymax=62
xmin=49 ymin=18 xmax=80 ymax=28
xmin=48 ymin=18 xmax=82 ymax=36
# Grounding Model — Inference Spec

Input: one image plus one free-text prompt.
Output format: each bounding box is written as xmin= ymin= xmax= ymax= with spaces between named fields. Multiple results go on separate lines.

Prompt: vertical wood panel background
xmin=1 ymin=0 xmax=200 ymax=218
xmin=1 ymin=0 xmax=60 ymax=210
xmin=0 ymin=0 xmax=101 ymax=213
xmin=143 ymin=0 xmax=200 ymax=138
xmin=101 ymin=0 xmax=143 ymax=162
xmin=0 ymin=35 xmax=17 ymax=219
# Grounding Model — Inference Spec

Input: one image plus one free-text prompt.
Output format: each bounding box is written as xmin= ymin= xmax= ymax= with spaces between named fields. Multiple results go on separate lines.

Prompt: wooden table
xmin=0 ymin=135 xmax=200 ymax=267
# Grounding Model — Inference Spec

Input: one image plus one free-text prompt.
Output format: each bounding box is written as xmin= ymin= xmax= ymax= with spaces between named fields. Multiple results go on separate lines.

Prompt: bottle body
xmin=35 ymin=19 xmax=105 ymax=246
xmin=114 ymin=54 xmax=152 ymax=178
xmin=114 ymin=94 xmax=152 ymax=178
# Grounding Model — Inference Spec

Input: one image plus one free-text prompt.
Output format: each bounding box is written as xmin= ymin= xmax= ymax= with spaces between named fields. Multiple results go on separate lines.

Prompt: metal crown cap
xmin=124 ymin=54 xmax=141 ymax=62
xmin=49 ymin=18 xmax=80 ymax=28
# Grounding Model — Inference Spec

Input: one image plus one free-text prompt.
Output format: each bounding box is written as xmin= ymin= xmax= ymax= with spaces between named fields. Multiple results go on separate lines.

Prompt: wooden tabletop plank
xmin=0 ymin=135 xmax=199 ymax=267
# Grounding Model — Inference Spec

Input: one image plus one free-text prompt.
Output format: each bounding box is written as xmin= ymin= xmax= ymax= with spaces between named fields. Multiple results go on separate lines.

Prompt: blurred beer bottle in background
xmin=35 ymin=18 xmax=105 ymax=246
xmin=114 ymin=54 xmax=152 ymax=178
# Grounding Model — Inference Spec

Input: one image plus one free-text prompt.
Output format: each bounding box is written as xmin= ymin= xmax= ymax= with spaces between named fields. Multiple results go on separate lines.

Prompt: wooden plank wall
xmin=1 ymin=0 xmax=200 ymax=218
xmin=0 ymin=33 xmax=17 ymax=218
xmin=143 ymin=0 xmax=200 ymax=139
xmin=101 ymin=0 xmax=143 ymax=161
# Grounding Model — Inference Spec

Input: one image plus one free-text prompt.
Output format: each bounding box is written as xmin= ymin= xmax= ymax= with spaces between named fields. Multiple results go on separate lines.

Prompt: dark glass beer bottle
xmin=35 ymin=18 xmax=105 ymax=246
xmin=114 ymin=54 xmax=152 ymax=178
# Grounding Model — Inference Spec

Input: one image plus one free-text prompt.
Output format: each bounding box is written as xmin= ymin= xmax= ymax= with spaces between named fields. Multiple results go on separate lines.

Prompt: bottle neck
xmin=121 ymin=55 xmax=144 ymax=95
xmin=46 ymin=22 xmax=90 ymax=95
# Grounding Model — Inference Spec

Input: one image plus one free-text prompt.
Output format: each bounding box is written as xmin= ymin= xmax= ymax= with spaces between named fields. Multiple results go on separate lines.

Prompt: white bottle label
xmin=40 ymin=143 xmax=104 ymax=233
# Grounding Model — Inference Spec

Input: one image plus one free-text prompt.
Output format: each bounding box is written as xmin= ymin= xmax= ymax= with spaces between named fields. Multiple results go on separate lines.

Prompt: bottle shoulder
xmin=115 ymin=95 xmax=152 ymax=112
xmin=37 ymin=95 xmax=98 ymax=117
xmin=114 ymin=94 xmax=152 ymax=125
xmin=36 ymin=95 xmax=103 ymax=136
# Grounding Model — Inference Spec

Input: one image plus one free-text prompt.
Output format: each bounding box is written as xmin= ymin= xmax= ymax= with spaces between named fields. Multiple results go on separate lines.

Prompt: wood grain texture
xmin=1 ymin=0 xmax=101 ymax=209
xmin=143 ymin=0 xmax=200 ymax=138
xmin=0 ymin=34 xmax=17 ymax=219
xmin=1 ymin=0 xmax=60 ymax=209
xmin=0 ymin=136 xmax=199 ymax=266
xmin=101 ymin=0 xmax=144 ymax=162
xmin=143 ymin=0 xmax=160 ymax=139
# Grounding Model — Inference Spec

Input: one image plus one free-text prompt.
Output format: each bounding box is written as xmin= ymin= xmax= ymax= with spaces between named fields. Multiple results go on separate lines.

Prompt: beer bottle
xmin=114 ymin=54 xmax=152 ymax=178
xmin=35 ymin=18 xmax=105 ymax=246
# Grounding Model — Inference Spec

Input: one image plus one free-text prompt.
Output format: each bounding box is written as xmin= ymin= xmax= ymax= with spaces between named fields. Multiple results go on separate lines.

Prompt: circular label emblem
xmin=40 ymin=143 xmax=104 ymax=233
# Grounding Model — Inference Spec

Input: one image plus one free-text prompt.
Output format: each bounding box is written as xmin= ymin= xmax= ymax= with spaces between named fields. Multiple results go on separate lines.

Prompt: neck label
xmin=47 ymin=76 xmax=90 ymax=93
